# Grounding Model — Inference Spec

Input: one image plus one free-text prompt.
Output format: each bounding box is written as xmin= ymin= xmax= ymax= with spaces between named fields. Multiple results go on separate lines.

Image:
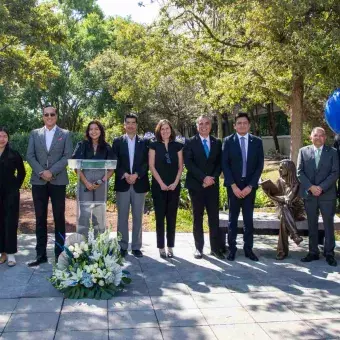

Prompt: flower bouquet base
xmin=50 ymin=228 xmax=131 ymax=300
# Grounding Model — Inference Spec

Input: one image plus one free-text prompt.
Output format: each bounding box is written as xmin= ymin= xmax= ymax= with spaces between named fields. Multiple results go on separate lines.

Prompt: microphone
xmin=84 ymin=179 xmax=104 ymax=192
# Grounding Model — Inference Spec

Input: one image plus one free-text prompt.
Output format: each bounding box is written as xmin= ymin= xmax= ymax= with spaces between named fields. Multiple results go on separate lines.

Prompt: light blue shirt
xmin=45 ymin=125 xmax=57 ymax=151
xmin=237 ymin=132 xmax=249 ymax=159
xmin=199 ymin=135 xmax=210 ymax=150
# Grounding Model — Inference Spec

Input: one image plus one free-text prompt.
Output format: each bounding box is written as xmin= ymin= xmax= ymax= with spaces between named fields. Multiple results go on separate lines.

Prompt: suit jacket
xmin=112 ymin=135 xmax=150 ymax=193
xmin=0 ymin=144 xmax=26 ymax=192
xmin=297 ymin=144 xmax=339 ymax=200
xmin=222 ymin=133 xmax=264 ymax=189
xmin=183 ymin=134 xmax=222 ymax=191
xmin=26 ymin=126 xmax=73 ymax=185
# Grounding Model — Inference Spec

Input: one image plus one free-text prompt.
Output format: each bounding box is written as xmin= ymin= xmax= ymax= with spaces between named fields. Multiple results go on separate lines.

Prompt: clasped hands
xmin=232 ymin=183 xmax=252 ymax=199
xmin=202 ymin=176 xmax=215 ymax=188
xmin=40 ymin=170 xmax=53 ymax=182
xmin=124 ymin=173 xmax=138 ymax=185
xmin=160 ymin=181 xmax=178 ymax=191
xmin=309 ymin=185 xmax=323 ymax=197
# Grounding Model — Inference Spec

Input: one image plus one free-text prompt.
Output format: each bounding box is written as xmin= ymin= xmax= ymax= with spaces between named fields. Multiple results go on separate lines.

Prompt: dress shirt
xmin=313 ymin=145 xmax=324 ymax=155
xmin=199 ymin=135 xmax=211 ymax=150
xmin=126 ymin=134 xmax=136 ymax=173
xmin=45 ymin=125 xmax=57 ymax=151
xmin=237 ymin=133 xmax=249 ymax=159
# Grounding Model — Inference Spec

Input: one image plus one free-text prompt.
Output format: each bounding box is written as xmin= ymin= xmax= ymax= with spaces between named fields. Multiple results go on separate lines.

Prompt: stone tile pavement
xmin=0 ymin=233 xmax=340 ymax=339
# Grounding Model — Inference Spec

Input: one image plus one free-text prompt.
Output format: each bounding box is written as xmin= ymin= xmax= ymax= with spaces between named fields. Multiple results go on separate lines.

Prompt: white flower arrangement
xmin=50 ymin=228 xmax=131 ymax=299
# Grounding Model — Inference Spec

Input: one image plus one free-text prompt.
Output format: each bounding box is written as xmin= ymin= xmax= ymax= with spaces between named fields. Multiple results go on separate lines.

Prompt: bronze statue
xmin=261 ymin=159 xmax=305 ymax=260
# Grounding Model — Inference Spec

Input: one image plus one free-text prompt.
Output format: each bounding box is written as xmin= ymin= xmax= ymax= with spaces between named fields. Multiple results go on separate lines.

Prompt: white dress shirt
xmin=45 ymin=125 xmax=57 ymax=151
xmin=237 ymin=133 xmax=249 ymax=159
xmin=199 ymin=135 xmax=211 ymax=150
xmin=126 ymin=134 xmax=136 ymax=173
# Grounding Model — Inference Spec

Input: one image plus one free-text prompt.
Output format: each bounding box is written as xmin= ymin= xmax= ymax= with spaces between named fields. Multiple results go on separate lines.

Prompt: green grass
xmin=147 ymin=209 xmax=208 ymax=233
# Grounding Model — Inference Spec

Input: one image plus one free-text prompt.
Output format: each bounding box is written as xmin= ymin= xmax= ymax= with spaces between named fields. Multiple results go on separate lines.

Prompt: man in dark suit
xmin=112 ymin=113 xmax=149 ymax=258
xmin=333 ymin=134 xmax=340 ymax=204
xmin=26 ymin=105 xmax=73 ymax=266
xmin=297 ymin=127 xmax=339 ymax=266
xmin=222 ymin=113 xmax=264 ymax=261
xmin=184 ymin=115 xmax=225 ymax=259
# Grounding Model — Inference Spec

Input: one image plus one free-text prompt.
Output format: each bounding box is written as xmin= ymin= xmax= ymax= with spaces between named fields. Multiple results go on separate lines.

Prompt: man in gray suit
xmin=297 ymin=127 xmax=339 ymax=266
xmin=26 ymin=105 xmax=73 ymax=266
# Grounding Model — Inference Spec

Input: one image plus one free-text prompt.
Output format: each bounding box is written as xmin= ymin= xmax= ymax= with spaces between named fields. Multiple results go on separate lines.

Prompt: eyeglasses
xmin=43 ymin=113 xmax=56 ymax=117
xmin=165 ymin=152 xmax=171 ymax=164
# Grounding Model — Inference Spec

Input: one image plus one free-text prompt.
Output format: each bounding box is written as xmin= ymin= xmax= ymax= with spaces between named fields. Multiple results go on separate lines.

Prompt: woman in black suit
xmin=149 ymin=120 xmax=184 ymax=258
xmin=0 ymin=127 xmax=26 ymax=267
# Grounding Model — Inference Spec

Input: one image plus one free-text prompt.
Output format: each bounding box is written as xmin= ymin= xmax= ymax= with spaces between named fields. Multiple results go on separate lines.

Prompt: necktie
xmin=203 ymin=139 xmax=209 ymax=158
xmin=240 ymin=136 xmax=247 ymax=177
xmin=315 ymin=148 xmax=321 ymax=168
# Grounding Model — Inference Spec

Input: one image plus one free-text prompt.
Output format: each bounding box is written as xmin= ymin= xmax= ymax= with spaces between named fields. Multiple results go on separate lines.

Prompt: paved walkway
xmin=0 ymin=233 xmax=340 ymax=339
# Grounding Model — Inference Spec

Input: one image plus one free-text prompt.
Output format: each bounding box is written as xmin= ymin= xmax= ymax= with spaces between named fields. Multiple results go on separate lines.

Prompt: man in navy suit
xmin=184 ymin=115 xmax=225 ymax=259
xmin=112 ymin=113 xmax=150 ymax=258
xmin=222 ymin=113 xmax=264 ymax=261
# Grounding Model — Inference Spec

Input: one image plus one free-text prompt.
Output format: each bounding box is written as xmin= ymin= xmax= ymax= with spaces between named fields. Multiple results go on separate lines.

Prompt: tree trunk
xmin=267 ymin=102 xmax=280 ymax=153
xmin=217 ymin=113 xmax=223 ymax=139
xmin=289 ymin=74 xmax=304 ymax=164
xmin=249 ymin=105 xmax=260 ymax=136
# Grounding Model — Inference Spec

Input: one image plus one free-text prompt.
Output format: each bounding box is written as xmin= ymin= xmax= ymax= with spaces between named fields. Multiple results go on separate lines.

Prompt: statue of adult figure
xmin=261 ymin=159 xmax=304 ymax=260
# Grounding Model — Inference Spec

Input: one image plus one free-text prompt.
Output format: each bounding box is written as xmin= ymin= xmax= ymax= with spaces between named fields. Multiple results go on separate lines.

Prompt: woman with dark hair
xmin=149 ymin=119 xmax=184 ymax=258
xmin=0 ymin=127 xmax=26 ymax=267
xmin=72 ymin=120 xmax=116 ymax=235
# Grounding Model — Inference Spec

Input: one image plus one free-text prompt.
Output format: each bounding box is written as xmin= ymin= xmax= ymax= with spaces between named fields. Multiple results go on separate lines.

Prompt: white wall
xmin=262 ymin=135 xmax=291 ymax=156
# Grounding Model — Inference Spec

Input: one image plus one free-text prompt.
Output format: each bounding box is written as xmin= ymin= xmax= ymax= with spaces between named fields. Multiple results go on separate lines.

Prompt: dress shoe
xmin=132 ymin=250 xmax=143 ymax=258
xmin=300 ymin=253 xmax=319 ymax=262
xmin=167 ymin=247 xmax=174 ymax=258
xmin=0 ymin=253 xmax=7 ymax=264
xmin=210 ymin=250 xmax=226 ymax=259
xmin=120 ymin=249 xmax=127 ymax=258
xmin=276 ymin=253 xmax=287 ymax=261
xmin=293 ymin=235 xmax=303 ymax=246
xmin=326 ymin=255 xmax=337 ymax=267
xmin=227 ymin=250 xmax=236 ymax=261
xmin=27 ymin=256 xmax=48 ymax=267
xmin=245 ymin=250 xmax=259 ymax=261
xmin=159 ymin=248 xmax=166 ymax=259
xmin=194 ymin=249 xmax=203 ymax=259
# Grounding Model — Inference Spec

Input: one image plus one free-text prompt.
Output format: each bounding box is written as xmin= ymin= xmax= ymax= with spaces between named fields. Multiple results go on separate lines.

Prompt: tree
xmin=159 ymin=0 xmax=340 ymax=162
xmin=0 ymin=0 xmax=64 ymax=87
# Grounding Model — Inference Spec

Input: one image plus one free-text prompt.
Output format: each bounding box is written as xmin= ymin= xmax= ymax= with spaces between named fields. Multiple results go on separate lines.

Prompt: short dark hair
xmin=154 ymin=119 xmax=176 ymax=142
xmin=235 ymin=113 xmax=250 ymax=123
xmin=43 ymin=105 xmax=57 ymax=114
xmin=0 ymin=126 xmax=9 ymax=140
xmin=85 ymin=120 xmax=107 ymax=148
xmin=124 ymin=113 xmax=138 ymax=123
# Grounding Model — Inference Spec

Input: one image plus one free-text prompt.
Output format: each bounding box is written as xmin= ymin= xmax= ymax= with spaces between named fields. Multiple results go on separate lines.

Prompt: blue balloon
xmin=325 ymin=89 xmax=340 ymax=134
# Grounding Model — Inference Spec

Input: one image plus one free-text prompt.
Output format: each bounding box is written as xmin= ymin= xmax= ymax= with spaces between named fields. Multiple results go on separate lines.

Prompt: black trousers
xmin=152 ymin=187 xmax=180 ymax=249
xmin=189 ymin=185 xmax=224 ymax=252
xmin=227 ymin=182 xmax=256 ymax=252
xmin=0 ymin=189 xmax=20 ymax=254
xmin=32 ymin=184 xmax=66 ymax=258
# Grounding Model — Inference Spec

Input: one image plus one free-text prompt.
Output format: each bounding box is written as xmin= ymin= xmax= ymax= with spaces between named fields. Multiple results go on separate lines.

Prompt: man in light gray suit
xmin=26 ymin=105 xmax=73 ymax=266
xmin=297 ymin=127 xmax=339 ymax=266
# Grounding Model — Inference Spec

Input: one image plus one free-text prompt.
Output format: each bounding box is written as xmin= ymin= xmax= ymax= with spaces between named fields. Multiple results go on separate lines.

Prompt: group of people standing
xmin=0 ymin=105 xmax=338 ymax=268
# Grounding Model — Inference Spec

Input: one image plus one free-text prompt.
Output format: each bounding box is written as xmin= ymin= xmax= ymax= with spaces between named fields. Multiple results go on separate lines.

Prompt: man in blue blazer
xmin=112 ymin=113 xmax=150 ymax=258
xmin=222 ymin=113 xmax=264 ymax=261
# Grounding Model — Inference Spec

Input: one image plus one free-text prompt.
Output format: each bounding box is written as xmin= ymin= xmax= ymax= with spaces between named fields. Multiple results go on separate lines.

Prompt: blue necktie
xmin=240 ymin=136 xmax=247 ymax=177
xmin=203 ymin=139 xmax=209 ymax=158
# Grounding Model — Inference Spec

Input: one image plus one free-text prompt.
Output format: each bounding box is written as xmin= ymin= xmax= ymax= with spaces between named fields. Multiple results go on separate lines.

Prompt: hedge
xmin=22 ymin=163 xmax=273 ymax=210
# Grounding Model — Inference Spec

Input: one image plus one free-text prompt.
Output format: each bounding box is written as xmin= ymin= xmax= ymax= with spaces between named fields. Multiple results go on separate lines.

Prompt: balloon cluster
xmin=325 ymin=89 xmax=340 ymax=134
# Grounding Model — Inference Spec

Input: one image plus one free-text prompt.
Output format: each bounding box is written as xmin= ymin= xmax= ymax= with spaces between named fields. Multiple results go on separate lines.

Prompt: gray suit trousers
xmin=304 ymin=197 xmax=336 ymax=256
xmin=116 ymin=186 xmax=146 ymax=251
